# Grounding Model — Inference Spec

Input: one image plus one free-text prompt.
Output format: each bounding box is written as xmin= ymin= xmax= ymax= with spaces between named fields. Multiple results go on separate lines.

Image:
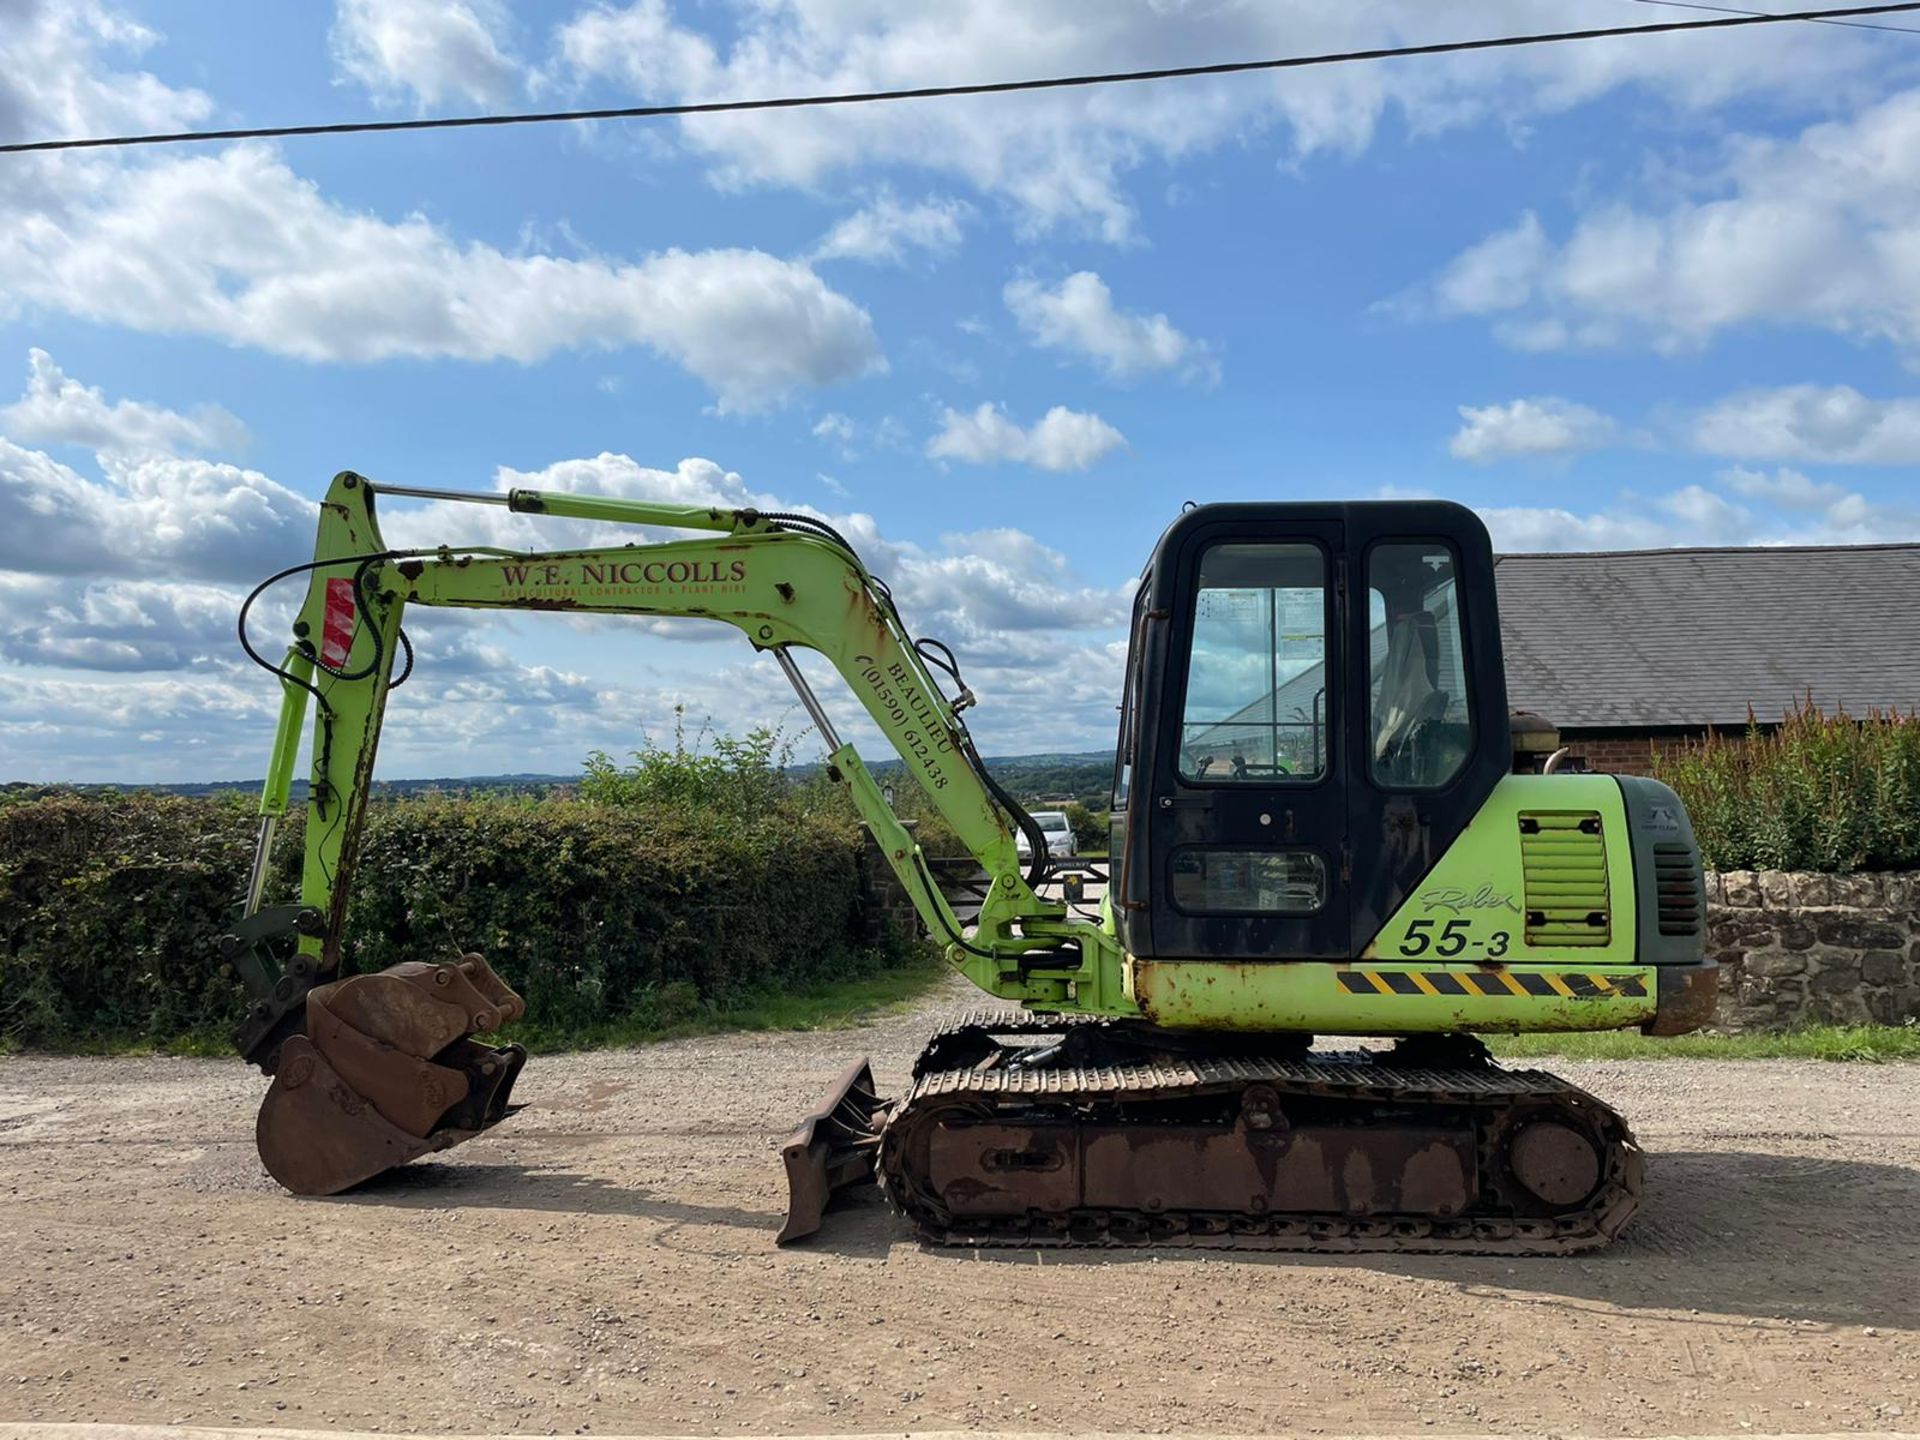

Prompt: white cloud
xmin=812 ymin=412 xmax=855 ymax=442
xmin=331 ymin=0 xmax=520 ymax=108
xmin=1716 ymin=465 xmax=1846 ymax=509
xmin=903 ymin=529 xmax=1128 ymax=637
xmin=1449 ymin=396 xmax=1618 ymax=462
xmin=0 ymin=441 xmax=315 ymax=583
xmin=0 ymin=574 xmax=239 ymax=672
xmin=1429 ymin=89 xmax=1920 ymax=353
xmin=1693 ymin=384 xmax=1920 ymax=464
xmin=0 ymin=0 xmax=212 ymax=149
xmin=1431 ymin=213 xmax=1550 ymax=318
xmin=927 ymin=403 xmax=1127 ymax=472
xmin=1478 ymin=479 xmax=1920 ymax=553
xmin=1657 ymin=483 xmax=1753 ymax=538
xmin=0 ymin=672 xmax=281 ymax=781
xmin=0 ymin=145 xmax=883 ymax=412
xmin=1 ymin=349 xmax=246 ymax=455
xmin=812 ymin=194 xmax=968 ymax=265
xmin=0 ymin=0 xmax=215 ymax=237
xmin=1005 ymin=272 xmax=1215 ymax=382
xmin=0 ymin=380 xmax=1134 ymax=774
xmin=1477 ymin=504 xmax=1680 ymax=553
xmin=549 ymin=0 xmax=1891 ymax=240
xmin=1712 ymin=466 xmax=1919 ymax=541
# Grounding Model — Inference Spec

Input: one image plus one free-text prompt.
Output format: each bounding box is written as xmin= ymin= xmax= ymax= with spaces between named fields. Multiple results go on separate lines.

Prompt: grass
xmin=505 ymin=949 xmax=949 ymax=1054
xmin=2 ymin=948 xmax=951 ymax=1060
xmin=15 ymin=962 xmax=1917 ymax=1066
xmin=1489 ymin=1022 xmax=1920 ymax=1063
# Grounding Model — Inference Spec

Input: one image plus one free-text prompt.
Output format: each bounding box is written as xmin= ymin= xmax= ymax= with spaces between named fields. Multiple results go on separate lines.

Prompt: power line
xmin=3 ymin=1 xmax=1917 ymax=157
xmin=1625 ymin=0 xmax=1920 ymax=34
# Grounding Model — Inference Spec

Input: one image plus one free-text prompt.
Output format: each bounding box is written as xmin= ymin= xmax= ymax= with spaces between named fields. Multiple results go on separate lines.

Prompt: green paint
xmin=1362 ymin=775 xmax=1641 ymax=965
xmin=250 ymin=474 xmax=1696 ymax=1042
xmin=1126 ymin=958 xmax=1658 ymax=1034
xmin=256 ymin=472 xmax=1135 ymax=1011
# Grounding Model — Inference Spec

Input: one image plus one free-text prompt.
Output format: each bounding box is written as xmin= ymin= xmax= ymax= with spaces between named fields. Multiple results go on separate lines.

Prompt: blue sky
xmin=3 ymin=0 xmax=1919 ymax=781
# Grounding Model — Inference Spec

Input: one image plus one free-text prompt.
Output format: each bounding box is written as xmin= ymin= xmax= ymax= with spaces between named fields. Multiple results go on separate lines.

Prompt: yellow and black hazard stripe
xmin=1335 ymin=969 xmax=1649 ymax=999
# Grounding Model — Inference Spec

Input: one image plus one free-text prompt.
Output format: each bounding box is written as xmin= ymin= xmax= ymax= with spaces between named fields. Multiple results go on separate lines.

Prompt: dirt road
xmin=3 ymin=980 xmax=1917 ymax=1436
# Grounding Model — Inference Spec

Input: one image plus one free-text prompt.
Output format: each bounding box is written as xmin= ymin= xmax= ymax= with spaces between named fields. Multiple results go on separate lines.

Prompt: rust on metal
xmin=777 ymin=1057 xmax=888 ymax=1244
xmin=255 ymin=953 xmax=526 ymax=1196
xmin=1646 ymin=960 xmax=1719 ymax=1035
xmin=1508 ymin=1120 xmax=1603 ymax=1206
xmin=868 ymin=1010 xmax=1644 ymax=1255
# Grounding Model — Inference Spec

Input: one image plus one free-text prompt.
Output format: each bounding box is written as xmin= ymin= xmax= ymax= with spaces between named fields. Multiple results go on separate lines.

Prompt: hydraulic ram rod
xmin=369 ymin=480 xmax=752 ymax=533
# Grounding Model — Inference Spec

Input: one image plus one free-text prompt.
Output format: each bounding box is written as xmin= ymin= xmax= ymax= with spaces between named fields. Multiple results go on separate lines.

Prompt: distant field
xmin=12 ymin=748 xmax=1121 ymax=808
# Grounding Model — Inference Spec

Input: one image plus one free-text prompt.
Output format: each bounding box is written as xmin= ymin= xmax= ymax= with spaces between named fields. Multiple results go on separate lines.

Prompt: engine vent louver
xmin=1519 ymin=811 xmax=1611 ymax=948
xmin=1653 ymin=841 xmax=1702 ymax=937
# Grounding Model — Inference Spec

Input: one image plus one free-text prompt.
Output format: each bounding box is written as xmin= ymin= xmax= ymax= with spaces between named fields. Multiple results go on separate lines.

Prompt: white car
xmin=1017 ymin=809 xmax=1077 ymax=860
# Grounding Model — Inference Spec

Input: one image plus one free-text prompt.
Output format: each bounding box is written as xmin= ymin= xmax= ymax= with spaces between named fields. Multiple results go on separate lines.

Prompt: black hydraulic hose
xmin=236 ymin=554 xmax=394 ymax=716
xmin=392 ymin=625 xmax=415 ymax=689
xmin=759 ymin=508 xmax=1046 ymax=889
xmin=239 ymin=551 xmax=431 ymax=701
xmin=759 ymin=510 xmax=860 ymax=558
xmin=909 ymin=850 xmax=1000 ymax=959
xmin=965 ymin=735 xmax=1051 ymax=891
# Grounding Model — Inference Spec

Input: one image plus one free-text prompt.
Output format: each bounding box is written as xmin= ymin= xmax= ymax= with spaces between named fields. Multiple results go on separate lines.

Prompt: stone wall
xmin=1706 ymin=870 xmax=1920 ymax=1030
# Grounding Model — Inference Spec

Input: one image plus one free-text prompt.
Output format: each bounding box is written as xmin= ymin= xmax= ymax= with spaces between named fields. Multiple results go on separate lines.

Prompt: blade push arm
xmin=242 ymin=471 xmax=1133 ymax=1032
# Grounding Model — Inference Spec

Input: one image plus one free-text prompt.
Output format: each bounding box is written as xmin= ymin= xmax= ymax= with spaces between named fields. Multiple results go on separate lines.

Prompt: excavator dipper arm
xmin=227 ymin=470 xmax=1130 ymax=1201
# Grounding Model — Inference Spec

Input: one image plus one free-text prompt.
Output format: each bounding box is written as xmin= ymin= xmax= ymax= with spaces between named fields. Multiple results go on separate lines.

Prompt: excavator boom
xmin=226 ymin=470 xmax=1122 ymax=1204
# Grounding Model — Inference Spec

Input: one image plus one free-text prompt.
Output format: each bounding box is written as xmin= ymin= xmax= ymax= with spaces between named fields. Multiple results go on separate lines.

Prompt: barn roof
xmin=1495 ymin=543 xmax=1920 ymax=730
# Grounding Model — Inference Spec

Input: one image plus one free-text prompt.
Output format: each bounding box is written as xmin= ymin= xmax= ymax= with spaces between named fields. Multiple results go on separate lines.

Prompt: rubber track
xmin=882 ymin=1022 xmax=1643 ymax=1256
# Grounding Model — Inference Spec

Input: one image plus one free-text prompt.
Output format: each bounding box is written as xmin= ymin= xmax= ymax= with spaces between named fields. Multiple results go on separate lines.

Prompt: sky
xmin=2 ymin=0 xmax=1919 ymax=783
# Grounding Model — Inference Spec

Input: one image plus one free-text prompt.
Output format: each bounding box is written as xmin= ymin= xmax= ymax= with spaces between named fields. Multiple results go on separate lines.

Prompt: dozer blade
xmin=776 ymin=1057 xmax=889 ymax=1244
xmin=255 ymin=953 xmax=528 ymax=1196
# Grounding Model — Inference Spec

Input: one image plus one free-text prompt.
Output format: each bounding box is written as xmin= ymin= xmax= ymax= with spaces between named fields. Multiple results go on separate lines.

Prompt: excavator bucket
xmin=776 ymin=1058 xmax=889 ymax=1243
xmin=256 ymin=953 xmax=528 ymax=1196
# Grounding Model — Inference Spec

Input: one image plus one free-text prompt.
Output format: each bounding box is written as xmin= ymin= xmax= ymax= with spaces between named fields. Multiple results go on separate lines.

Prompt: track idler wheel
xmin=256 ymin=953 xmax=527 ymax=1196
xmin=1508 ymin=1119 xmax=1604 ymax=1207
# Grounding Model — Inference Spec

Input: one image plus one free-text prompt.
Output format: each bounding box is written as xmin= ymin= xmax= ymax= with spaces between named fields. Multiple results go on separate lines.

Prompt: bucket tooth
xmin=777 ymin=1057 xmax=889 ymax=1244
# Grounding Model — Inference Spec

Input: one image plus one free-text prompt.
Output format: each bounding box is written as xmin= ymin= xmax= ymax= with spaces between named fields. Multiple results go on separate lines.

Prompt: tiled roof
xmin=1495 ymin=543 xmax=1920 ymax=729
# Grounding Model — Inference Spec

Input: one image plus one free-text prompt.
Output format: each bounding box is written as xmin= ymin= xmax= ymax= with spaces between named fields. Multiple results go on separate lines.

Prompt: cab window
xmin=1112 ymin=582 xmax=1149 ymax=809
xmin=1178 ymin=543 xmax=1328 ymax=783
xmin=1367 ymin=542 xmax=1472 ymax=788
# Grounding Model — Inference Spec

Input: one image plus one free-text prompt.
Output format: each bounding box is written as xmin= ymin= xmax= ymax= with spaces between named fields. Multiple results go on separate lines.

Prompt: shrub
xmin=1654 ymin=699 xmax=1920 ymax=873
xmin=1063 ymin=802 xmax=1107 ymax=854
xmin=0 ymin=731 xmax=894 ymax=1049
xmin=0 ymin=789 xmax=312 ymax=1045
xmin=345 ymin=793 xmax=869 ymax=1038
xmin=580 ymin=707 xmax=801 ymax=820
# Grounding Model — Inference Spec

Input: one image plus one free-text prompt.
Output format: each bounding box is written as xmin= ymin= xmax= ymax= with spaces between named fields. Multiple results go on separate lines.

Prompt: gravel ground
xmin=3 ymin=977 xmax=1917 ymax=1436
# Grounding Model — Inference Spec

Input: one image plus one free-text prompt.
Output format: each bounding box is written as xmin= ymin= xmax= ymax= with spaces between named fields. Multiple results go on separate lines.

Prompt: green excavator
xmin=222 ymin=473 xmax=1716 ymax=1253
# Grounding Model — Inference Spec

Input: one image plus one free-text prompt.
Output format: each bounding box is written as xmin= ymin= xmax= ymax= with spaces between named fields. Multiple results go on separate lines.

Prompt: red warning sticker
xmin=320 ymin=577 xmax=356 ymax=668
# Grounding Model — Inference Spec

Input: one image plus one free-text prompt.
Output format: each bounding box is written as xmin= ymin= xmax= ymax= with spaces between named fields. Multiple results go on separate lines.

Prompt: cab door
xmin=1143 ymin=516 xmax=1349 ymax=960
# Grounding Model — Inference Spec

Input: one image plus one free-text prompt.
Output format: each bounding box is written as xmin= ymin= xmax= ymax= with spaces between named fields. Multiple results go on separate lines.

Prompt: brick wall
xmin=1559 ymin=729 xmax=1702 ymax=775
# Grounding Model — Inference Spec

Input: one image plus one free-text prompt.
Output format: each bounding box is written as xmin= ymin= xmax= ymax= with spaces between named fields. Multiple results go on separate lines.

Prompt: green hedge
xmin=0 ymin=787 xmax=885 ymax=1050
xmin=1654 ymin=702 xmax=1920 ymax=874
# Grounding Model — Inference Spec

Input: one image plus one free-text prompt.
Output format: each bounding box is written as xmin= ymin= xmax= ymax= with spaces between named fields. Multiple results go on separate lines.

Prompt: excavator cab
xmin=1109 ymin=500 xmax=1512 ymax=964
